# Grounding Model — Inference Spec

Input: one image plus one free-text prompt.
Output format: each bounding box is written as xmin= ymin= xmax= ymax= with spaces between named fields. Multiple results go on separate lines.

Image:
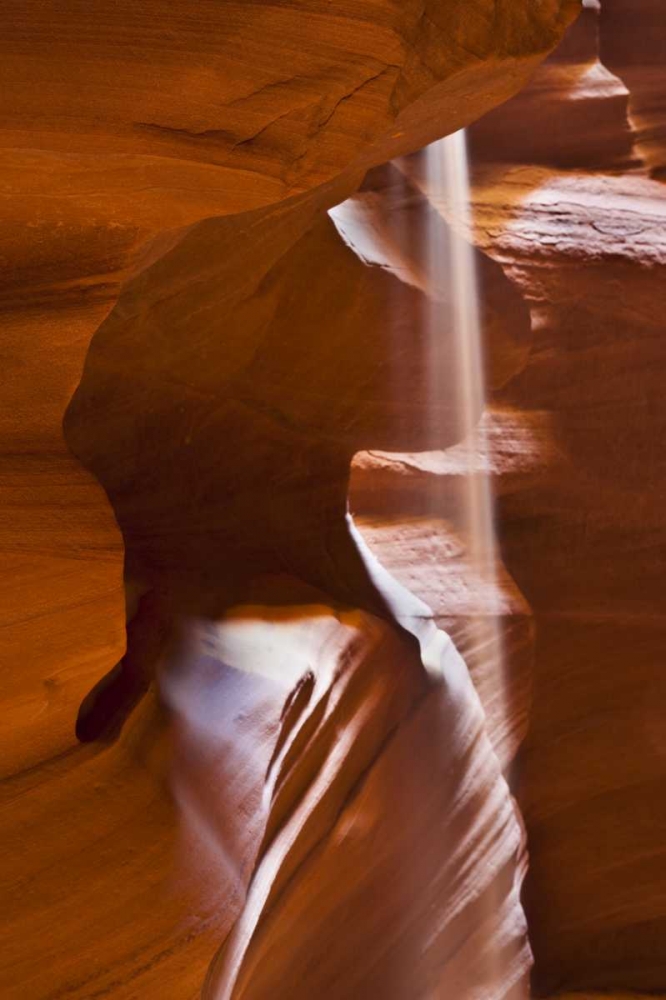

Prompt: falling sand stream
xmin=424 ymin=129 xmax=507 ymax=717
xmin=423 ymin=129 xmax=511 ymax=998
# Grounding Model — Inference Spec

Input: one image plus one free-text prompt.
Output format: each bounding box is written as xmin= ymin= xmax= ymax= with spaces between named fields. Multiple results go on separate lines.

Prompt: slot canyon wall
xmin=353 ymin=0 xmax=666 ymax=992
xmin=474 ymin=3 xmax=666 ymax=991
xmin=2 ymin=2 xmax=665 ymax=999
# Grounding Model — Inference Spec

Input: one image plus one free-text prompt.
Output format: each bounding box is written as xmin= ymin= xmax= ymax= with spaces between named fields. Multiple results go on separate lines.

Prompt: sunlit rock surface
xmin=396 ymin=0 xmax=666 ymax=994
xmin=0 ymin=0 xmax=577 ymax=774
xmin=350 ymin=440 xmax=536 ymax=773
xmin=4 ymin=0 xmax=665 ymax=997
xmin=9 ymin=0 xmax=666 ymax=997
xmin=55 ymin=161 xmax=535 ymax=996
xmin=0 ymin=3 xmax=581 ymax=998
xmin=479 ymin=165 xmax=666 ymax=995
xmin=189 ymin=583 xmax=528 ymax=1000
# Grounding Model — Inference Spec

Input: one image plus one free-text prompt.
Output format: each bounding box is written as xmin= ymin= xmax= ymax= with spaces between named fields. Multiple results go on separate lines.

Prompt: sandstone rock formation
xmin=63 ymin=164 xmax=530 ymax=625
xmin=184 ymin=584 xmax=530 ymax=1000
xmin=14 ymin=2 xmax=666 ymax=999
xmin=600 ymin=0 xmax=666 ymax=176
xmin=0 ymin=0 xmax=578 ymax=774
xmin=363 ymin=1 xmax=666 ymax=995
xmin=1 ymin=3 xmax=583 ymax=998
xmin=57 ymin=159 xmax=536 ymax=996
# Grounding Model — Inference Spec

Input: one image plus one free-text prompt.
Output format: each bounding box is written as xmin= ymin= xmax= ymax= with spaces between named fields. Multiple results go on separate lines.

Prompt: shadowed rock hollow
xmin=64 ymin=169 xmax=530 ymax=623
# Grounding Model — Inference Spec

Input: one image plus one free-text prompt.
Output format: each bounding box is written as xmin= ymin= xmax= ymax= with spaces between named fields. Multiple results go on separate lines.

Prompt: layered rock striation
xmin=0 ymin=0 xmax=578 ymax=774
xmin=8 ymin=3 xmax=664 ymax=999
xmin=1 ymin=3 xmax=580 ymax=999
xmin=372 ymin=1 xmax=666 ymax=994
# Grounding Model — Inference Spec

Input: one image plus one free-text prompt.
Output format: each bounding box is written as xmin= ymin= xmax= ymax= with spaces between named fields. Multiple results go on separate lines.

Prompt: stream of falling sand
xmin=424 ymin=129 xmax=510 ymax=998
xmin=426 ymin=129 xmax=506 ymax=713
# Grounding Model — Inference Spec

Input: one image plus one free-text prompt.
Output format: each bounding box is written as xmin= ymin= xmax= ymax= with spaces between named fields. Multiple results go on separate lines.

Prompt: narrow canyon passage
xmin=60 ymin=129 xmax=532 ymax=997
xmin=2 ymin=2 xmax=665 ymax=999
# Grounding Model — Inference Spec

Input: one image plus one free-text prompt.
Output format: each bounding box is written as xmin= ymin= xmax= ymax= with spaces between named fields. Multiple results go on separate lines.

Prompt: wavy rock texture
xmin=181 ymin=585 xmax=529 ymax=1000
xmin=60 ymin=161 xmax=535 ymax=997
xmin=391 ymin=0 xmax=666 ymax=994
xmin=0 ymin=0 xmax=577 ymax=774
xmin=64 ymin=164 xmax=530 ymax=613
xmin=6 ymin=2 xmax=664 ymax=1000
xmin=1 ymin=3 xmax=581 ymax=999
xmin=469 ymin=0 xmax=636 ymax=168
xmin=600 ymin=0 xmax=666 ymax=176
